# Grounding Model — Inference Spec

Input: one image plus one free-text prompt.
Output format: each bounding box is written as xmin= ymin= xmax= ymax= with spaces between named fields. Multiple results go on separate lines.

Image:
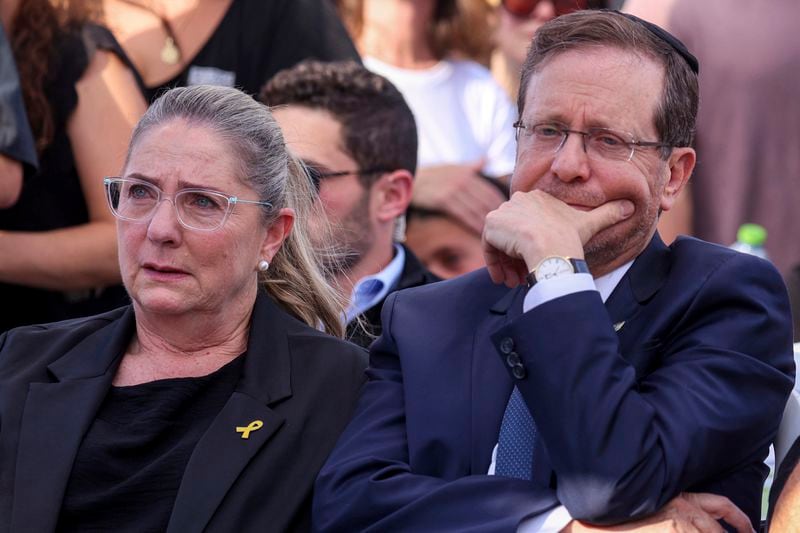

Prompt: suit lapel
xmin=167 ymin=292 xmax=293 ymax=533
xmin=604 ymin=233 xmax=672 ymax=347
xmin=11 ymin=309 xmax=134 ymax=532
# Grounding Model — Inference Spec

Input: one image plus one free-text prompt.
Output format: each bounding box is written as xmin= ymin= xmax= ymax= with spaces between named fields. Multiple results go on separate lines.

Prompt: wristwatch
xmin=526 ymin=256 xmax=590 ymax=287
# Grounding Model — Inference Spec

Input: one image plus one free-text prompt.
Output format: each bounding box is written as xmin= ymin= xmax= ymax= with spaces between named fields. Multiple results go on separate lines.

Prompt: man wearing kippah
xmin=313 ymin=10 xmax=794 ymax=532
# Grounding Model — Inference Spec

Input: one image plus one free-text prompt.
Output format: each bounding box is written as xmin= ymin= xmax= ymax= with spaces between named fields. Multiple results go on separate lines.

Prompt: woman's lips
xmin=142 ymin=263 xmax=189 ymax=279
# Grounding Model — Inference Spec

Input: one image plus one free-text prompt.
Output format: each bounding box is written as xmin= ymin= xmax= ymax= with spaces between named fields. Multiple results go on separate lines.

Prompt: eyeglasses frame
xmin=512 ymin=120 xmax=672 ymax=162
xmin=103 ymin=176 xmax=273 ymax=232
xmin=303 ymin=165 xmax=393 ymax=192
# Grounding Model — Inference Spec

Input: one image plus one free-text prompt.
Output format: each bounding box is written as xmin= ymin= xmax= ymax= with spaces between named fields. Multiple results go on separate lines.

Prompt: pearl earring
xmin=258 ymin=260 xmax=270 ymax=272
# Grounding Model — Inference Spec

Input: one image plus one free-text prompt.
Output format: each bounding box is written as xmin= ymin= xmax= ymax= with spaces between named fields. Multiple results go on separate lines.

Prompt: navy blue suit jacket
xmin=313 ymin=234 xmax=795 ymax=531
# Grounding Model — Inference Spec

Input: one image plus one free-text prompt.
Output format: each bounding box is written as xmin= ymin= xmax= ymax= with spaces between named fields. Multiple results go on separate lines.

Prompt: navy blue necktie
xmin=495 ymin=386 xmax=537 ymax=479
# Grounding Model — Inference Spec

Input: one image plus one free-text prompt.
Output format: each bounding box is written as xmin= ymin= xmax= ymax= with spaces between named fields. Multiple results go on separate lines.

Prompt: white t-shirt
xmin=364 ymin=57 xmax=518 ymax=178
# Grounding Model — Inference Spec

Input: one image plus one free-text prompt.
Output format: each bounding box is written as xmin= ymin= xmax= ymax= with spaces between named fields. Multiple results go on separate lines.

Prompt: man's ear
xmin=260 ymin=207 xmax=295 ymax=262
xmin=660 ymin=147 xmax=695 ymax=212
xmin=372 ymin=170 xmax=414 ymax=223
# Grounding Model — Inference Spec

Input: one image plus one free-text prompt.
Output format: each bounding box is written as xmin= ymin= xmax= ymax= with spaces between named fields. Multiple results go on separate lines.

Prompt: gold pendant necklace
xmin=161 ymin=36 xmax=181 ymax=65
xmin=117 ymin=0 xmax=185 ymax=66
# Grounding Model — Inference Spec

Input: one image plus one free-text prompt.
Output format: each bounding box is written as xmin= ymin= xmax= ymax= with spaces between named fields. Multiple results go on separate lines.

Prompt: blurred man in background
xmin=262 ymin=60 xmax=439 ymax=347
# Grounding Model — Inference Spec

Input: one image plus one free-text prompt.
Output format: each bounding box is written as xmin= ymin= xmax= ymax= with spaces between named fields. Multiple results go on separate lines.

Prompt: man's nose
xmin=551 ymin=132 xmax=591 ymax=182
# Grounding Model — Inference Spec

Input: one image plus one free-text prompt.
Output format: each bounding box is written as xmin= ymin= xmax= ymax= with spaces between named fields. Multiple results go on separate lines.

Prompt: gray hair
xmin=126 ymin=85 xmax=346 ymax=337
xmin=518 ymin=10 xmax=699 ymax=159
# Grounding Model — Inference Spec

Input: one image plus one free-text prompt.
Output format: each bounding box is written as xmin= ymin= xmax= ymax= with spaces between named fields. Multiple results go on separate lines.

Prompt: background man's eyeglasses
xmin=501 ymin=0 xmax=588 ymax=18
xmin=512 ymin=121 xmax=672 ymax=162
xmin=104 ymin=177 xmax=272 ymax=231
xmin=303 ymin=164 xmax=391 ymax=192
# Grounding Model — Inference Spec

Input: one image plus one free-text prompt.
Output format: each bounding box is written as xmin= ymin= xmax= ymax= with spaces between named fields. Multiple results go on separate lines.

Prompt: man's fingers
xmin=483 ymin=239 xmax=527 ymax=287
xmin=578 ymin=199 xmax=634 ymax=243
xmin=682 ymin=493 xmax=754 ymax=533
xmin=687 ymin=512 xmax=724 ymax=533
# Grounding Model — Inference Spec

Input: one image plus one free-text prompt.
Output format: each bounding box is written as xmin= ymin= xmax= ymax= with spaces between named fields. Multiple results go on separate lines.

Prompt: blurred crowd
xmin=4 ymin=0 xmax=796 ymax=330
xmin=1 ymin=0 xmax=639 ymax=332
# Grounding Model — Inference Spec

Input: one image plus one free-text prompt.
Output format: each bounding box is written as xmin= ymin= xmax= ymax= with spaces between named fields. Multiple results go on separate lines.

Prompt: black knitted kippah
xmin=617 ymin=11 xmax=699 ymax=74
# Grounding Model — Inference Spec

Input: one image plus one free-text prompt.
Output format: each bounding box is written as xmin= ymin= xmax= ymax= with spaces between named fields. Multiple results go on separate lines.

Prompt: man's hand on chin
xmin=481 ymin=190 xmax=634 ymax=287
xmin=561 ymin=493 xmax=754 ymax=533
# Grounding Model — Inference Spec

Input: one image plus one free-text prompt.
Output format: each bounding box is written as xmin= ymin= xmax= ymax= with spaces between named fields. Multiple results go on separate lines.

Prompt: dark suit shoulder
xmin=284 ymin=320 xmax=368 ymax=386
xmin=671 ymin=235 xmax=786 ymax=286
xmin=288 ymin=328 xmax=367 ymax=369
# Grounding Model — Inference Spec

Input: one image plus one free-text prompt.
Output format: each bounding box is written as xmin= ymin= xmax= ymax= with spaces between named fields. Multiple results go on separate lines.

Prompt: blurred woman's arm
xmin=0 ymin=155 xmax=22 ymax=208
xmin=0 ymin=50 xmax=146 ymax=290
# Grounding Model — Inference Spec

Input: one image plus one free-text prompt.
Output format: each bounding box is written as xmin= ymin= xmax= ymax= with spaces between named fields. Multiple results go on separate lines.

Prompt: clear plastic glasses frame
xmin=104 ymin=177 xmax=272 ymax=231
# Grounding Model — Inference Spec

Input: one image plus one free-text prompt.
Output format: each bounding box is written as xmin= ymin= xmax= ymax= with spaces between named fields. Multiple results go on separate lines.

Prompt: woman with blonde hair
xmin=0 ymin=85 xmax=365 ymax=532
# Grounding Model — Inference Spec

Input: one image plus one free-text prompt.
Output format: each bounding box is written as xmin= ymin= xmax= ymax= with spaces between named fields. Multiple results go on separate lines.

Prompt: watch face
xmin=536 ymin=257 xmax=574 ymax=281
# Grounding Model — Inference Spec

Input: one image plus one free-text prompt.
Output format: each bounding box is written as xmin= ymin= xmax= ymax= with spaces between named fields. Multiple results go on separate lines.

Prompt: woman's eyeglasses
xmin=501 ymin=0 xmax=588 ymax=18
xmin=104 ymin=177 xmax=272 ymax=231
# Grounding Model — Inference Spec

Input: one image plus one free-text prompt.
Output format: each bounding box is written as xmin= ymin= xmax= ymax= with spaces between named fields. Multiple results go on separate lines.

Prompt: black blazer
xmin=0 ymin=291 xmax=367 ymax=533
xmin=346 ymin=245 xmax=440 ymax=348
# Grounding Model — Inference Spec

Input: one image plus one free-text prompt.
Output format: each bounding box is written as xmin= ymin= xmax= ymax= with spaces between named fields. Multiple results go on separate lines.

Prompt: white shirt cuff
xmin=518 ymin=505 xmax=573 ymax=533
xmin=523 ymin=273 xmax=596 ymax=313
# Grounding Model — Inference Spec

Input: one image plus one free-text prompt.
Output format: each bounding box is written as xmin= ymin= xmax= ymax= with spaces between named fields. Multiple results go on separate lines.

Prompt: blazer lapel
xmin=11 ymin=309 xmax=134 ymax=532
xmin=165 ymin=393 xmax=286 ymax=533
xmin=469 ymin=285 xmax=524 ymax=474
xmin=604 ymin=233 xmax=672 ymax=347
xmin=167 ymin=293 xmax=293 ymax=533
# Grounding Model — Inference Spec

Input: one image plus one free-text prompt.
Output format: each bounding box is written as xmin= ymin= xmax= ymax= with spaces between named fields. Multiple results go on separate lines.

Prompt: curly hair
xmin=9 ymin=0 xmax=102 ymax=153
xmin=260 ymin=60 xmax=417 ymax=187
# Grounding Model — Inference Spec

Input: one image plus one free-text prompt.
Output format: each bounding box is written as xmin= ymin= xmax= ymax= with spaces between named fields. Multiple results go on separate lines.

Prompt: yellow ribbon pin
xmin=236 ymin=420 xmax=264 ymax=439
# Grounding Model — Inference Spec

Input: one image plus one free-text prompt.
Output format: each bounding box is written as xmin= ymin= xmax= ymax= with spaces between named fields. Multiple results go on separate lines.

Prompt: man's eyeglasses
xmin=104 ymin=177 xmax=272 ymax=231
xmin=303 ymin=164 xmax=391 ymax=192
xmin=501 ymin=0 xmax=588 ymax=18
xmin=513 ymin=121 xmax=672 ymax=162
